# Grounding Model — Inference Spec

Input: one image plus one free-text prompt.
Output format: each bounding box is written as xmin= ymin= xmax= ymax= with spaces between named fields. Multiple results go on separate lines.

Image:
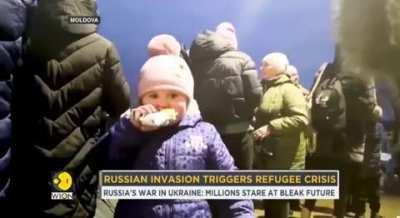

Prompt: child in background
xmin=107 ymin=55 xmax=254 ymax=218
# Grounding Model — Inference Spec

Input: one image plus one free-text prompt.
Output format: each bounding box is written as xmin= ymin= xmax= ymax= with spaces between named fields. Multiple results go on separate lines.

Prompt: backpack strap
xmin=309 ymin=63 xmax=329 ymax=98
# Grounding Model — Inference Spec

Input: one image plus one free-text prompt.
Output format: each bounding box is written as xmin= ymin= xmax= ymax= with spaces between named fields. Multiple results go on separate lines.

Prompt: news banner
xmin=100 ymin=170 xmax=339 ymax=200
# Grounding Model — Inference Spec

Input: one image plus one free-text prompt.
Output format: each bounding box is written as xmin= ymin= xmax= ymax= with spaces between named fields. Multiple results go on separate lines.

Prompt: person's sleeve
xmin=102 ymin=43 xmax=131 ymax=121
xmin=106 ymin=117 xmax=144 ymax=169
xmin=206 ymin=125 xmax=255 ymax=218
xmin=387 ymin=80 xmax=400 ymax=127
xmin=241 ymin=57 xmax=262 ymax=112
xmin=269 ymin=84 xmax=309 ymax=135
xmin=0 ymin=116 xmax=11 ymax=151
xmin=364 ymin=123 xmax=382 ymax=170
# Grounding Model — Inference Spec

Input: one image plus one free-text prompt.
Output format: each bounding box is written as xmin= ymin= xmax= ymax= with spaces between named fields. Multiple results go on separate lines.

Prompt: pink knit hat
xmin=216 ymin=22 xmax=238 ymax=50
xmin=147 ymin=34 xmax=181 ymax=57
xmin=138 ymin=55 xmax=194 ymax=100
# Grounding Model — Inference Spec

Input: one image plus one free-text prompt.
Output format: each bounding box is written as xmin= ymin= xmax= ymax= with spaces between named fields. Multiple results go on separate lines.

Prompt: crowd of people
xmin=1 ymin=0 xmax=400 ymax=218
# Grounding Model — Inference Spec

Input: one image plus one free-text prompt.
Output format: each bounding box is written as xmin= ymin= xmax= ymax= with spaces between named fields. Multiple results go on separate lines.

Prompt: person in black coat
xmin=351 ymin=122 xmax=384 ymax=218
xmin=13 ymin=0 xmax=130 ymax=217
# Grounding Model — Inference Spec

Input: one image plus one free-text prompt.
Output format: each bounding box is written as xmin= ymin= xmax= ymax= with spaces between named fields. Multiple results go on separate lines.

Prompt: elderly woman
xmin=253 ymin=52 xmax=309 ymax=218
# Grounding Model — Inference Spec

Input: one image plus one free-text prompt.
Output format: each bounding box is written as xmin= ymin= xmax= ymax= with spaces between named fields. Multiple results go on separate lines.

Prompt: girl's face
xmin=141 ymin=90 xmax=188 ymax=121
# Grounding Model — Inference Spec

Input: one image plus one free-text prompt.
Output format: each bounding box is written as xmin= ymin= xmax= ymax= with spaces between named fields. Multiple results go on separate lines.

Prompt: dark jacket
xmin=364 ymin=122 xmax=384 ymax=177
xmin=0 ymin=0 xmax=26 ymax=41
xmin=314 ymin=73 xmax=379 ymax=164
xmin=376 ymin=75 xmax=400 ymax=129
xmin=13 ymin=0 xmax=130 ymax=217
xmin=0 ymin=0 xmax=27 ymax=208
xmin=342 ymin=74 xmax=378 ymax=163
xmin=0 ymin=39 xmax=20 ymax=207
xmin=108 ymin=114 xmax=254 ymax=218
xmin=189 ymin=30 xmax=262 ymax=134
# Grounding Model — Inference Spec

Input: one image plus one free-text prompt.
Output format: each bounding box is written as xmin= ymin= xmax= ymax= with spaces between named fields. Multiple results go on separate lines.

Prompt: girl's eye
xmin=170 ymin=93 xmax=179 ymax=99
xmin=148 ymin=93 xmax=158 ymax=99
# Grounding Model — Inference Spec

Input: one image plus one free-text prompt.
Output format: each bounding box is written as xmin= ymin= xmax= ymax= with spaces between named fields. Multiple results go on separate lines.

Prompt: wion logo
xmin=69 ymin=16 xmax=100 ymax=24
xmin=51 ymin=171 xmax=73 ymax=200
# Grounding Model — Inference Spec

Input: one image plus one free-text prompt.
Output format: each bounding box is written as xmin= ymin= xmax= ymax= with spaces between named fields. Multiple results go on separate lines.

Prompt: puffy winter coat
xmin=0 ymin=0 xmax=27 ymax=208
xmin=108 ymin=113 xmax=255 ymax=218
xmin=0 ymin=0 xmax=26 ymax=41
xmin=0 ymin=40 xmax=20 ymax=206
xmin=364 ymin=122 xmax=384 ymax=177
xmin=254 ymin=74 xmax=309 ymax=170
xmin=190 ymin=30 xmax=262 ymax=134
xmin=13 ymin=0 xmax=130 ymax=217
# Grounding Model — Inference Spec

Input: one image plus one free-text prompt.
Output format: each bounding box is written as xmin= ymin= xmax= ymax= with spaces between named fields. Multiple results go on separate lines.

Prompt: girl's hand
xmin=130 ymin=104 xmax=159 ymax=132
xmin=120 ymin=108 xmax=131 ymax=118
xmin=253 ymin=125 xmax=271 ymax=142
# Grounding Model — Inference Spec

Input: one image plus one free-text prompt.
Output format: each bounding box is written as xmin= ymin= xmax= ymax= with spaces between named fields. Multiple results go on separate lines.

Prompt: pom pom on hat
xmin=147 ymin=34 xmax=181 ymax=57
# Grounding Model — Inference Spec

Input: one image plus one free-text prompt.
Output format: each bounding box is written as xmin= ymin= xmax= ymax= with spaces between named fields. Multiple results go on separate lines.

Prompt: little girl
xmin=107 ymin=55 xmax=254 ymax=218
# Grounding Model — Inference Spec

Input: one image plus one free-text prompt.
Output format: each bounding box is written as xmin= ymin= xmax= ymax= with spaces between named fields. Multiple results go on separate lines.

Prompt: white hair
xmin=286 ymin=65 xmax=298 ymax=76
xmin=262 ymin=52 xmax=289 ymax=74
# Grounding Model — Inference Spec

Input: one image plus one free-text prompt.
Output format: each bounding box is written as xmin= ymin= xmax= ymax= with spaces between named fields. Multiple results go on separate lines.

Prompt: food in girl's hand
xmin=139 ymin=109 xmax=178 ymax=127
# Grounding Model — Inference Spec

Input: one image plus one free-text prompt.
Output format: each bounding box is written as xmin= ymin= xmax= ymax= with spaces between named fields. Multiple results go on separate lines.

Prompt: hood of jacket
xmin=189 ymin=30 xmax=235 ymax=63
xmin=29 ymin=0 xmax=99 ymax=58
xmin=31 ymin=0 xmax=98 ymax=37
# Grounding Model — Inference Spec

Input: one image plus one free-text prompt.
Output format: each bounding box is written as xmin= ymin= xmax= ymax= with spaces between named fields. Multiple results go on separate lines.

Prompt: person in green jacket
xmin=253 ymin=52 xmax=309 ymax=218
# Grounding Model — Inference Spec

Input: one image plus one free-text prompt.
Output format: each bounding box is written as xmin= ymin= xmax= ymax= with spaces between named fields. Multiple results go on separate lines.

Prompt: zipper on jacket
xmin=165 ymin=129 xmax=177 ymax=170
xmin=165 ymin=140 xmax=170 ymax=170
xmin=169 ymin=203 xmax=173 ymax=218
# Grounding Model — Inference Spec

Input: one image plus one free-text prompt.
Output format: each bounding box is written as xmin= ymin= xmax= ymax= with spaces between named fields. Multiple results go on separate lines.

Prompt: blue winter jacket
xmin=0 ymin=40 xmax=19 ymax=203
xmin=0 ymin=0 xmax=26 ymax=41
xmin=108 ymin=113 xmax=255 ymax=218
xmin=0 ymin=0 xmax=27 ymax=204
